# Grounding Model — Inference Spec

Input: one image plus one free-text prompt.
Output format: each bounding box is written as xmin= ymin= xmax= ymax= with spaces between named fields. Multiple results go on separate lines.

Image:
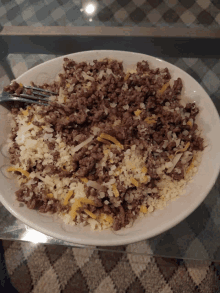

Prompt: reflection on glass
xmin=21 ymin=228 xmax=48 ymax=244
xmin=85 ymin=3 xmax=96 ymax=15
xmin=81 ymin=1 xmax=98 ymax=22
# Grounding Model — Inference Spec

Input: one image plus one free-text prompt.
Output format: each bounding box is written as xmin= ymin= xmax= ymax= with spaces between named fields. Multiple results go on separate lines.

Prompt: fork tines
xmin=24 ymin=86 xmax=57 ymax=95
xmin=12 ymin=86 xmax=58 ymax=105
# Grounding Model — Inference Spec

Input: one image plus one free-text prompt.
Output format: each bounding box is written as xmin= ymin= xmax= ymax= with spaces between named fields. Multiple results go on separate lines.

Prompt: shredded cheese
xmin=112 ymin=184 xmax=119 ymax=197
xmin=140 ymin=205 xmax=148 ymax=213
xmin=7 ymin=167 xmax=30 ymax=178
xmin=140 ymin=176 xmax=148 ymax=183
xmin=134 ymin=109 xmax=142 ymax=116
xmin=124 ymin=73 xmax=130 ymax=81
xmin=80 ymin=178 xmax=88 ymax=183
xmin=69 ymin=198 xmax=96 ymax=220
xmin=130 ymin=177 xmax=139 ymax=187
xmin=144 ymin=117 xmax=157 ymax=124
xmin=47 ymin=193 xmax=53 ymax=199
xmin=176 ymin=142 xmax=190 ymax=154
xmin=66 ymin=83 xmax=70 ymax=88
xmin=127 ymin=162 xmax=136 ymax=170
xmin=158 ymin=82 xmax=169 ymax=94
xmin=141 ymin=167 xmax=148 ymax=173
xmin=186 ymin=120 xmax=192 ymax=127
xmin=21 ymin=178 xmax=29 ymax=184
xmin=99 ymin=133 xmax=123 ymax=149
xmin=114 ymin=168 xmax=122 ymax=176
xmin=103 ymin=149 xmax=110 ymax=155
xmin=22 ymin=109 xmax=29 ymax=116
xmin=19 ymin=83 xmax=23 ymax=87
xmin=99 ymin=213 xmax=114 ymax=224
xmin=69 ymin=199 xmax=81 ymax=220
xmin=97 ymin=137 xmax=111 ymax=145
xmin=186 ymin=156 xmax=196 ymax=174
xmin=80 ymin=198 xmax=95 ymax=205
xmin=85 ymin=209 xmax=97 ymax=219
xmin=63 ymin=190 xmax=73 ymax=205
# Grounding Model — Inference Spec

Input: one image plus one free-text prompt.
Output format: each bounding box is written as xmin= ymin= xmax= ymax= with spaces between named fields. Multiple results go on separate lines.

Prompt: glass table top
xmin=1 ymin=0 xmax=220 ymax=30
xmin=0 ymin=0 xmax=220 ymax=261
xmin=0 ymin=43 xmax=219 ymax=260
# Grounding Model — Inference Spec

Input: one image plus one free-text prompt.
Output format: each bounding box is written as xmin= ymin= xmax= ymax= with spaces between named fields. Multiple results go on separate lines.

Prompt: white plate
xmin=0 ymin=50 xmax=219 ymax=246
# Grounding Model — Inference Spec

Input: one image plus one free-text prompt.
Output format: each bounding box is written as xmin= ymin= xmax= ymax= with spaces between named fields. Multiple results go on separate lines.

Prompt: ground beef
xmin=5 ymin=57 xmax=204 ymax=231
xmin=113 ymin=217 xmax=122 ymax=231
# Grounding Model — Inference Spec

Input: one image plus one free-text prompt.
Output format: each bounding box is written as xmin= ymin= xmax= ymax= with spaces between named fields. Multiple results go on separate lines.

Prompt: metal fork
xmin=1 ymin=85 xmax=58 ymax=106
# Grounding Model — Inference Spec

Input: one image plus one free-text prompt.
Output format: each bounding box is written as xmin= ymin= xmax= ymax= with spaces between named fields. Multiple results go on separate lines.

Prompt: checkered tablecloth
xmin=0 ymin=53 xmax=219 ymax=263
xmin=2 ymin=239 xmax=220 ymax=293
xmin=0 ymin=2 xmax=220 ymax=292
xmin=1 ymin=0 xmax=220 ymax=29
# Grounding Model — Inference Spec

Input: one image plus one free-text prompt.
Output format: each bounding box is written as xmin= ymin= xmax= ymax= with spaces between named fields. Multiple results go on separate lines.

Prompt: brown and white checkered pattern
xmin=1 ymin=0 xmax=220 ymax=29
xmin=97 ymin=0 xmax=220 ymax=28
xmin=1 ymin=2 xmax=220 ymax=292
xmin=2 ymin=240 xmax=220 ymax=293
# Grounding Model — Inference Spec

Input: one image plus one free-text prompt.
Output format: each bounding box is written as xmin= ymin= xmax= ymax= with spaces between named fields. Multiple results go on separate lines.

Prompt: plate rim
xmin=0 ymin=50 xmax=220 ymax=246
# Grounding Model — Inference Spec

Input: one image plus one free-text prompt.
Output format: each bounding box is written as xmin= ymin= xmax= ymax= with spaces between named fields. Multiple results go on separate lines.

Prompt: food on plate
xmin=4 ymin=58 xmax=204 ymax=231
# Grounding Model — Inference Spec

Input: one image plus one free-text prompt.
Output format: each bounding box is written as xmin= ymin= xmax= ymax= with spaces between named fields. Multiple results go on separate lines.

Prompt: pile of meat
xmin=4 ymin=58 xmax=204 ymax=231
